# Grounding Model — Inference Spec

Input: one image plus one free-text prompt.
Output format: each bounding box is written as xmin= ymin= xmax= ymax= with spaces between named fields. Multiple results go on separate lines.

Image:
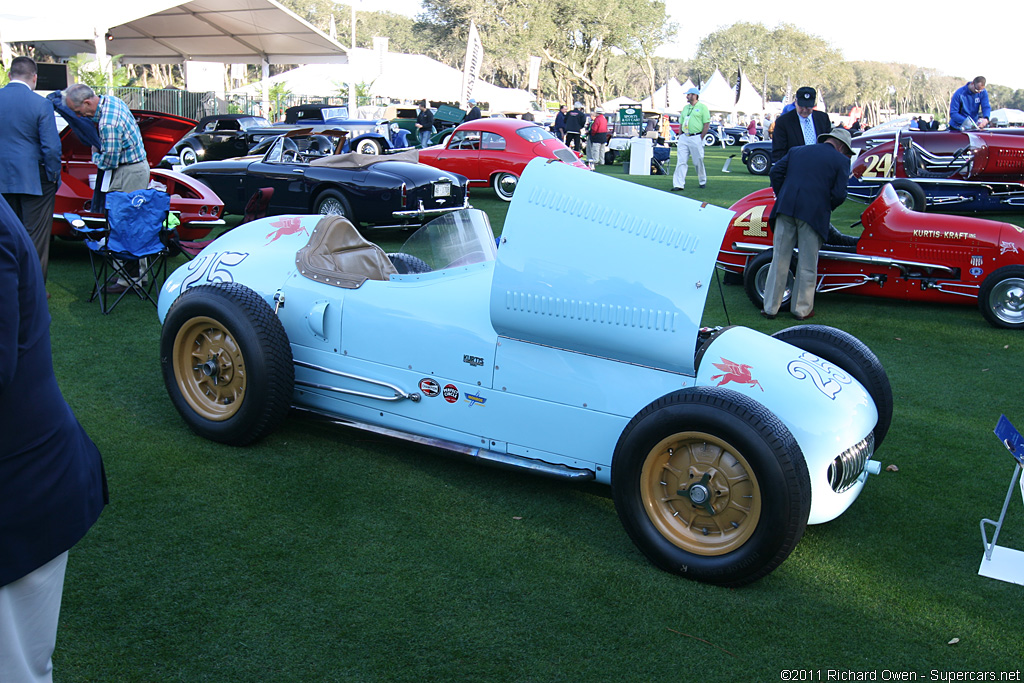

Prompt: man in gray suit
xmin=0 ymin=57 xmax=62 ymax=281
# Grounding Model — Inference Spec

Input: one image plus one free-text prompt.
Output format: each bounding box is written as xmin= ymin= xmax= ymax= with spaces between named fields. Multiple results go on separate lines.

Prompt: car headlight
xmin=376 ymin=122 xmax=389 ymax=136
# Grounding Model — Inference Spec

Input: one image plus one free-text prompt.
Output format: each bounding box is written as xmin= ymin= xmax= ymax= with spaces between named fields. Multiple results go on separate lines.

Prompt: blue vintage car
xmin=157 ymin=159 xmax=890 ymax=586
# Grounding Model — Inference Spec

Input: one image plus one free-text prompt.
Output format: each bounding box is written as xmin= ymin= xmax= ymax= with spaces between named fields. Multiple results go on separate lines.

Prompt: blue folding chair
xmin=72 ymin=189 xmax=173 ymax=313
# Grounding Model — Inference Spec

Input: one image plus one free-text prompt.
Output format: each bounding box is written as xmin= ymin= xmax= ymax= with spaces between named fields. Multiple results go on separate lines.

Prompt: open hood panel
xmin=61 ymin=109 xmax=197 ymax=167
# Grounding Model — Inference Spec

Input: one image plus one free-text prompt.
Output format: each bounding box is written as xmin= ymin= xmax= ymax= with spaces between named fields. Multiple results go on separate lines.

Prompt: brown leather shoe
xmin=103 ymin=281 xmax=130 ymax=295
xmin=760 ymin=310 xmax=776 ymax=320
xmin=793 ymin=310 xmax=815 ymax=321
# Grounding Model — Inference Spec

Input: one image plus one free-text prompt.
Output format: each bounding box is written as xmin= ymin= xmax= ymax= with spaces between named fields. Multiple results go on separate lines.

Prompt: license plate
xmin=433 ymin=182 xmax=451 ymax=198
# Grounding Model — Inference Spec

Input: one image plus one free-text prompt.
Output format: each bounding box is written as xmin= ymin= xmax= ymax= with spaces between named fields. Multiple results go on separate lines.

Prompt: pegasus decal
xmin=265 ymin=217 xmax=309 ymax=245
xmin=710 ymin=358 xmax=763 ymax=391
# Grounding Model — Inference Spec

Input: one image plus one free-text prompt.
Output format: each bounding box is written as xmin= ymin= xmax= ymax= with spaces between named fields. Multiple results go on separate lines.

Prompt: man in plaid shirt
xmin=64 ymin=84 xmax=148 ymax=194
xmin=64 ymin=84 xmax=150 ymax=294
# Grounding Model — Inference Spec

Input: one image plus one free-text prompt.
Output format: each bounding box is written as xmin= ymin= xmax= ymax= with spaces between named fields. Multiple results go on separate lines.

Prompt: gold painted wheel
xmin=640 ymin=431 xmax=761 ymax=556
xmin=161 ymin=283 xmax=293 ymax=445
xmin=612 ymin=389 xmax=810 ymax=585
xmin=172 ymin=316 xmax=246 ymax=422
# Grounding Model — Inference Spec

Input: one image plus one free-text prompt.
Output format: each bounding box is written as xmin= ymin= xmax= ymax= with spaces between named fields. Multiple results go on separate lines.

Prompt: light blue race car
xmin=158 ymin=159 xmax=892 ymax=586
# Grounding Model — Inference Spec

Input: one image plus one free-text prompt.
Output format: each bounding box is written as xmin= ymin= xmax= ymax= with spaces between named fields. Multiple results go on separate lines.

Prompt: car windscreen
xmin=395 ymin=209 xmax=497 ymax=271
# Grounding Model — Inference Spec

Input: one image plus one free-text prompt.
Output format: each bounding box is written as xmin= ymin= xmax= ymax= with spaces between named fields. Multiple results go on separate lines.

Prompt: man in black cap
xmin=762 ymin=128 xmax=855 ymax=320
xmin=771 ymin=86 xmax=832 ymax=163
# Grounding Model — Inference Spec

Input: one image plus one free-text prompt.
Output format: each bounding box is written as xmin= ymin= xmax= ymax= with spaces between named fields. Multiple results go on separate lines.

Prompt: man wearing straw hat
xmin=762 ymin=128 xmax=855 ymax=321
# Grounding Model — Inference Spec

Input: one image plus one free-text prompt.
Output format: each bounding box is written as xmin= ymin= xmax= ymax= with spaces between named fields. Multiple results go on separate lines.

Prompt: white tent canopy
xmin=230 ymin=47 xmax=533 ymax=112
xmin=601 ymin=95 xmax=642 ymax=112
xmin=991 ymin=108 xmax=1024 ymax=126
xmin=1 ymin=0 xmax=348 ymax=65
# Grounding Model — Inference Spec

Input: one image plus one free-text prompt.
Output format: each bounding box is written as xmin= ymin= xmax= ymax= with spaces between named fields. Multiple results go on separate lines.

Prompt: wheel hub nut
xmin=201 ymin=358 xmax=219 ymax=377
xmin=688 ymin=484 xmax=709 ymax=505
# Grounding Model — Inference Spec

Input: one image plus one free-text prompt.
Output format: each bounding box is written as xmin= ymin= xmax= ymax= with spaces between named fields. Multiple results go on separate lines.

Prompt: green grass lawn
xmin=45 ymin=146 xmax=1024 ymax=681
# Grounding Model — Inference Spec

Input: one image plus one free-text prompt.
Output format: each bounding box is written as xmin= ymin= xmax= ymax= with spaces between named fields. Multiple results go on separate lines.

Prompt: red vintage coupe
xmin=717 ymin=183 xmax=1024 ymax=329
xmin=54 ymin=110 xmax=225 ymax=240
xmin=416 ymin=118 xmax=588 ymax=201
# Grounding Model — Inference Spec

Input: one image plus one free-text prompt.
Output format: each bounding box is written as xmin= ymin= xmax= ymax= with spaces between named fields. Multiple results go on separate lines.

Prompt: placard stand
xmin=979 ymin=415 xmax=1024 ymax=585
xmin=628 ymin=138 xmax=653 ymax=176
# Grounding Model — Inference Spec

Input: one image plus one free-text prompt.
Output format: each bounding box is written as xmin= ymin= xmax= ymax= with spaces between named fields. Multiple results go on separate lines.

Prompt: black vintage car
xmin=182 ymin=131 xmax=470 ymax=228
xmin=171 ymin=114 xmax=275 ymax=166
xmin=741 ymin=140 xmax=774 ymax=175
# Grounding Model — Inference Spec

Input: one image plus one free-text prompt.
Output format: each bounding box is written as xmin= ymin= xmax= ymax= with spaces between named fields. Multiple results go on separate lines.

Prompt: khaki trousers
xmin=763 ymin=215 xmax=821 ymax=318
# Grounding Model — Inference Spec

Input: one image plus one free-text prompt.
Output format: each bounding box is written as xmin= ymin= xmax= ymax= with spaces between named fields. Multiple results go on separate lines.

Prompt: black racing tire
xmin=889 ymin=179 xmax=926 ymax=212
xmin=979 ymin=265 xmax=1024 ymax=329
xmin=354 ymin=138 xmax=383 ymax=155
xmin=387 ymin=252 xmax=432 ymax=274
xmin=314 ymin=189 xmax=352 ymax=218
xmin=747 ymin=150 xmax=771 ymax=175
xmin=492 ymin=172 xmax=518 ymax=201
xmin=702 ymin=133 xmax=716 ymax=146
xmin=744 ymin=249 xmax=793 ymax=312
xmin=611 ymin=387 xmax=811 ymax=586
xmin=179 ymin=144 xmax=200 ymax=166
xmin=160 ymin=283 xmax=294 ymax=446
xmin=771 ymin=325 xmax=893 ymax=448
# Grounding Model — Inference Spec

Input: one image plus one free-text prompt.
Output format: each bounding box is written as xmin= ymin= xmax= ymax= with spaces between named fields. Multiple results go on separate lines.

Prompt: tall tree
xmin=416 ymin=0 xmax=674 ymax=106
xmin=694 ymin=22 xmax=849 ymax=105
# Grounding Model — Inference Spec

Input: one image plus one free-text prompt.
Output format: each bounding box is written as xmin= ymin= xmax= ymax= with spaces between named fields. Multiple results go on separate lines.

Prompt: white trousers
xmin=672 ymin=134 xmax=706 ymax=188
xmin=0 ymin=552 xmax=68 ymax=683
xmin=763 ymin=215 xmax=822 ymax=318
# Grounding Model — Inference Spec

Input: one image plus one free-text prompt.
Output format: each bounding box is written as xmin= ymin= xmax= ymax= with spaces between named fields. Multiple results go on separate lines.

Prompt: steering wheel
xmin=949 ymin=144 xmax=971 ymax=170
xmin=279 ymin=137 xmax=299 ymax=163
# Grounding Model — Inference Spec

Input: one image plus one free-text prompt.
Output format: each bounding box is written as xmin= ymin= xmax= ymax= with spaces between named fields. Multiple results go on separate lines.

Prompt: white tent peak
xmin=642 ymin=77 xmax=688 ymax=112
xmin=697 ymin=70 xmax=735 ymax=113
xmin=735 ymin=70 xmax=764 ymax=114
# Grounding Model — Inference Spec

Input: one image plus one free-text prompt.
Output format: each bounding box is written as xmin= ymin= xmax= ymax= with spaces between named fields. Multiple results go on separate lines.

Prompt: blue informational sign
xmin=994 ymin=415 xmax=1024 ymax=465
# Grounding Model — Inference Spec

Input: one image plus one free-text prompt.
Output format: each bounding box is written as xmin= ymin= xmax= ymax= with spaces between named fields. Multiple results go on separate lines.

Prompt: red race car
xmin=416 ymin=117 xmax=587 ymax=201
xmin=54 ymin=110 xmax=225 ymax=240
xmin=717 ymin=183 xmax=1024 ymax=329
xmin=848 ymin=127 xmax=1024 ymax=213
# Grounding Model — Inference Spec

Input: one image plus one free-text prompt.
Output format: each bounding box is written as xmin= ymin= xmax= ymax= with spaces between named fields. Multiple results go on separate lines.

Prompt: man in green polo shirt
xmin=672 ymin=88 xmax=711 ymax=191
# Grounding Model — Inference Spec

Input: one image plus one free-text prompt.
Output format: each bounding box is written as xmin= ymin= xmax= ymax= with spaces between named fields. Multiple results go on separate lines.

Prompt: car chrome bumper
xmin=54 ymin=212 xmax=226 ymax=227
xmin=392 ymin=196 xmax=471 ymax=219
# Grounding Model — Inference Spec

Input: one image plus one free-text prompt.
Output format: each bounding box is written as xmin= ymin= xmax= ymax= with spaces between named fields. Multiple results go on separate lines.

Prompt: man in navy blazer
xmin=771 ymin=86 xmax=832 ymax=163
xmin=0 ymin=193 xmax=107 ymax=681
xmin=0 ymin=57 xmax=62 ymax=281
xmin=762 ymin=128 xmax=855 ymax=320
